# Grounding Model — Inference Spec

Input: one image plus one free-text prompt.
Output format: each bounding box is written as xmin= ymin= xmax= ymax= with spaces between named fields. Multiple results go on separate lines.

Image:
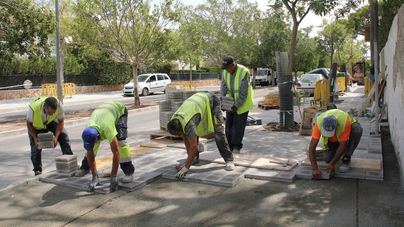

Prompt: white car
xmin=296 ymin=73 xmax=326 ymax=96
xmin=123 ymin=73 xmax=171 ymax=96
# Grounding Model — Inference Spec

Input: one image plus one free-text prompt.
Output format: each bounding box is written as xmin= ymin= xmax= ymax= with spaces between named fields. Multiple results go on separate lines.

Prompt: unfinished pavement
xmin=1 ymin=87 xmax=404 ymax=226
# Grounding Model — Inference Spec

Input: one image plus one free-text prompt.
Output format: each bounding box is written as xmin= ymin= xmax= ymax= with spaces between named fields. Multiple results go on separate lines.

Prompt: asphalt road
xmin=0 ymin=92 xmax=166 ymax=122
xmin=0 ymin=88 xmax=269 ymax=191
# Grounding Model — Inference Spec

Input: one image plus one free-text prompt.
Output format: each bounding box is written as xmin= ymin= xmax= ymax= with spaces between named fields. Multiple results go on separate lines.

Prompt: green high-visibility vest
xmin=28 ymin=96 xmax=61 ymax=130
xmin=88 ymin=101 xmax=131 ymax=162
xmin=171 ymin=92 xmax=214 ymax=137
xmin=316 ymin=109 xmax=357 ymax=148
xmin=222 ymin=64 xmax=254 ymax=114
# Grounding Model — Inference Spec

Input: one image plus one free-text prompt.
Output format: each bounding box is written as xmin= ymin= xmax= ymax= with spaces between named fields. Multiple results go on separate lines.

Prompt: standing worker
xmin=221 ymin=56 xmax=254 ymax=153
xmin=26 ymin=96 xmax=73 ymax=176
xmin=76 ymin=101 xmax=135 ymax=192
xmin=167 ymin=92 xmax=234 ymax=179
xmin=308 ymin=109 xmax=363 ymax=179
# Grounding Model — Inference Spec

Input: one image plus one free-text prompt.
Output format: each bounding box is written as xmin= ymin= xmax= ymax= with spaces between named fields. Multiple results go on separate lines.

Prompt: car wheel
xmin=142 ymin=88 xmax=149 ymax=96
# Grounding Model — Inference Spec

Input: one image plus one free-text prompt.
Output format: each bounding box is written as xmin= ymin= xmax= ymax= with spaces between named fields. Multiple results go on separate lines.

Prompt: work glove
xmin=88 ymin=172 xmax=99 ymax=192
xmin=110 ymin=176 xmax=119 ymax=192
xmin=231 ymin=105 xmax=237 ymax=113
xmin=175 ymin=166 xmax=189 ymax=180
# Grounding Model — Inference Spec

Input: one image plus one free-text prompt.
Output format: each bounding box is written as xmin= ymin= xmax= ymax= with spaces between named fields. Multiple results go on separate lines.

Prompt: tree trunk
xmin=189 ymin=62 xmax=193 ymax=82
xmin=289 ymin=22 xmax=298 ymax=78
xmin=132 ymin=64 xmax=140 ymax=106
xmin=252 ymin=68 xmax=256 ymax=88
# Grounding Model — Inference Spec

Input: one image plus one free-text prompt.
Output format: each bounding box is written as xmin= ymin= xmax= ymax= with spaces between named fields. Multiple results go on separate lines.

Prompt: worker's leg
xmin=28 ymin=132 xmax=43 ymax=173
xmin=116 ymin=108 xmax=134 ymax=175
xmin=231 ymin=111 xmax=249 ymax=150
xmin=225 ymin=111 xmax=234 ymax=150
xmin=323 ymin=142 xmax=339 ymax=163
xmin=213 ymin=105 xmax=233 ymax=162
xmin=46 ymin=121 xmax=73 ymax=155
xmin=345 ymin=122 xmax=363 ymax=158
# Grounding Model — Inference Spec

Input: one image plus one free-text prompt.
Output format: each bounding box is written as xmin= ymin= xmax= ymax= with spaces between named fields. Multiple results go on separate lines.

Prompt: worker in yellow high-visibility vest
xmin=26 ymin=96 xmax=73 ymax=176
xmin=167 ymin=92 xmax=234 ymax=179
xmin=221 ymin=56 xmax=254 ymax=154
xmin=76 ymin=101 xmax=135 ymax=192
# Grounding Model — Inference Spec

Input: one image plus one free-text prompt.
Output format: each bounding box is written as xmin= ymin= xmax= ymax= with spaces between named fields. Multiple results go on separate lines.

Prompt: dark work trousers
xmin=225 ymin=110 xmax=249 ymax=151
xmin=28 ymin=121 xmax=73 ymax=172
xmin=324 ymin=122 xmax=363 ymax=163
xmin=80 ymin=108 xmax=135 ymax=175
xmin=212 ymin=103 xmax=233 ymax=162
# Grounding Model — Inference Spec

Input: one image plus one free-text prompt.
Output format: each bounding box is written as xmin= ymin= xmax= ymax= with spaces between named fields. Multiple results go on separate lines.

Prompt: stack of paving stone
xmin=159 ymin=100 xmax=172 ymax=129
xmin=37 ymin=132 xmax=54 ymax=149
xmin=183 ymin=90 xmax=198 ymax=99
xmin=55 ymin=155 xmax=78 ymax=176
xmin=159 ymin=89 xmax=185 ymax=130
xmin=221 ymin=96 xmax=234 ymax=111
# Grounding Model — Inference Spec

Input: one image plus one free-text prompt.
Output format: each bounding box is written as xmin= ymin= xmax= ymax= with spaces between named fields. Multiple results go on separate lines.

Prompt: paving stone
xmin=244 ymin=168 xmax=295 ymax=183
xmin=295 ymin=166 xmax=330 ymax=180
xmin=40 ymin=172 xmax=111 ymax=194
xmin=335 ymin=168 xmax=367 ymax=180
xmin=37 ymin=141 xmax=54 ymax=149
xmin=161 ymin=162 xmax=246 ymax=187
xmin=365 ymin=169 xmax=384 ymax=181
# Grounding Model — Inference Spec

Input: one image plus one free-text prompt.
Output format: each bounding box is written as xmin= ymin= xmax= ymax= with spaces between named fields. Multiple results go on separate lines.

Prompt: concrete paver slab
xmin=162 ymin=161 xmax=247 ymax=187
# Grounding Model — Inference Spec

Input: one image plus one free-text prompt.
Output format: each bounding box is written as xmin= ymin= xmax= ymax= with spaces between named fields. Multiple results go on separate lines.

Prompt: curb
xmin=0 ymin=105 xmax=159 ymax=138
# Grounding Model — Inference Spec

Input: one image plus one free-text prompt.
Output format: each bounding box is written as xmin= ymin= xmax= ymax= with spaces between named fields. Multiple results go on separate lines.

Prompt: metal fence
xmin=169 ymin=72 xmax=220 ymax=81
xmin=0 ymin=74 xmax=97 ymax=89
xmin=0 ymin=72 xmax=220 ymax=90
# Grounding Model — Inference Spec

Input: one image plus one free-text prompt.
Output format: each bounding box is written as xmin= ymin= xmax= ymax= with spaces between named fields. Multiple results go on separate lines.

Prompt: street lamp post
xmin=55 ymin=0 xmax=64 ymax=103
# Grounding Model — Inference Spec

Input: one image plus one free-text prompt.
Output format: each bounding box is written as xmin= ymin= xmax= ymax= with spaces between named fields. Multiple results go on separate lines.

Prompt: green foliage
xmin=294 ymin=31 xmax=319 ymax=72
xmin=254 ymin=12 xmax=289 ymax=68
xmin=97 ymin=60 xmax=131 ymax=85
xmin=379 ymin=0 xmax=404 ymax=50
xmin=0 ymin=0 xmax=54 ymax=58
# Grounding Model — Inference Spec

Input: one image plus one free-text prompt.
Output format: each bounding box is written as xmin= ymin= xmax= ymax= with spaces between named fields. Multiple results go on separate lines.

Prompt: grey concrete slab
xmin=244 ymin=168 xmax=295 ymax=183
xmin=162 ymin=161 xmax=247 ymax=188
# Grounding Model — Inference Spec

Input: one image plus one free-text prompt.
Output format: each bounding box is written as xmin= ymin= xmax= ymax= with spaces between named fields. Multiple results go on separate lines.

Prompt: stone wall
xmin=383 ymin=4 xmax=404 ymax=174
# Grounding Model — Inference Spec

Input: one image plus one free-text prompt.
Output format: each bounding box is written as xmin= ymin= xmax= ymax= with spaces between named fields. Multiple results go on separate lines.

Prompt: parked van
xmin=123 ymin=73 xmax=171 ymax=96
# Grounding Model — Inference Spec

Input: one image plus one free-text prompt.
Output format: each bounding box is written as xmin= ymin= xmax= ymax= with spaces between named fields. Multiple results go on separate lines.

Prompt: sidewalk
xmin=0 ymin=86 xmax=403 ymax=226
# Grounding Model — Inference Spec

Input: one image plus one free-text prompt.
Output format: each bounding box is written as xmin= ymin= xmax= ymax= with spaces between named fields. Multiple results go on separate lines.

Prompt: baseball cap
xmin=221 ymin=56 xmax=234 ymax=69
xmin=82 ymin=127 xmax=98 ymax=150
xmin=321 ymin=116 xmax=337 ymax=137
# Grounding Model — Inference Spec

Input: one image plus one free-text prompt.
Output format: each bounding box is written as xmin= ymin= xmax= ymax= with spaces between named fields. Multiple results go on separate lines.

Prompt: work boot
xmin=342 ymin=155 xmax=351 ymax=164
xmin=34 ymin=170 xmax=42 ymax=176
xmin=225 ymin=161 xmax=235 ymax=171
xmin=74 ymin=168 xmax=89 ymax=177
xmin=197 ymin=142 xmax=205 ymax=153
xmin=338 ymin=155 xmax=351 ymax=173
xmin=120 ymin=174 xmax=134 ymax=183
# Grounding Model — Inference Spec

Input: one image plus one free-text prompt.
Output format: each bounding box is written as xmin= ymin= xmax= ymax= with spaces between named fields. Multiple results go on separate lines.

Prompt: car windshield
xmin=138 ymin=75 xmax=149 ymax=82
xmin=257 ymin=70 xmax=268 ymax=76
xmin=300 ymin=75 xmax=320 ymax=83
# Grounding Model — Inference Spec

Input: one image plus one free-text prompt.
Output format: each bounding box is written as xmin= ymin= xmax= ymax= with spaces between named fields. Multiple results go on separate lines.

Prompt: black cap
xmin=221 ymin=56 xmax=234 ymax=69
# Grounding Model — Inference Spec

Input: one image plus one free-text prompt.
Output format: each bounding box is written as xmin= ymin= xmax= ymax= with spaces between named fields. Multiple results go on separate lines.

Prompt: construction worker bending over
xmin=76 ymin=101 xmax=135 ymax=192
xmin=167 ymin=92 xmax=234 ymax=179
xmin=221 ymin=56 xmax=254 ymax=153
xmin=308 ymin=109 xmax=363 ymax=179
xmin=27 ymin=96 xmax=73 ymax=176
